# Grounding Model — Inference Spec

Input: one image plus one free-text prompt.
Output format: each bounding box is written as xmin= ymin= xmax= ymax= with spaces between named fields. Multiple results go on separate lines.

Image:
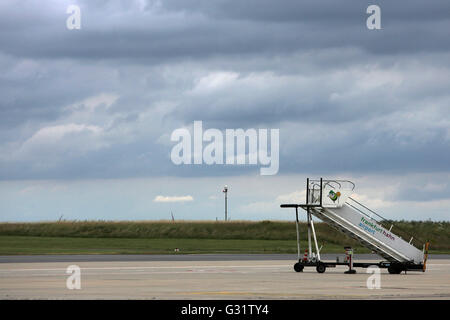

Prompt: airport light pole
xmin=223 ymin=185 xmax=228 ymax=221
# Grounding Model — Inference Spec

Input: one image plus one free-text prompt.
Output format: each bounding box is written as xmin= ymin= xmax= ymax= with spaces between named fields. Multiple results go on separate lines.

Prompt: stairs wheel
xmin=316 ymin=264 xmax=326 ymax=274
xmin=388 ymin=266 xmax=402 ymax=274
xmin=294 ymin=263 xmax=304 ymax=272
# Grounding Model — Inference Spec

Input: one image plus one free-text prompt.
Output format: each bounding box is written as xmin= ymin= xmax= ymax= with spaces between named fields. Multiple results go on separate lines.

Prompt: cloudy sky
xmin=0 ymin=0 xmax=449 ymax=222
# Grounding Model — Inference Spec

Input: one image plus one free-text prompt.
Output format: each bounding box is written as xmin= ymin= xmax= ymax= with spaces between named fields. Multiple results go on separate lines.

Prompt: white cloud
xmin=240 ymin=200 xmax=278 ymax=213
xmin=190 ymin=71 xmax=239 ymax=94
xmin=65 ymin=93 xmax=119 ymax=112
xmin=7 ymin=123 xmax=108 ymax=164
xmin=153 ymin=195 xmax=194 ymax=202
xmin=276 ymin=190 xmax=306 ymax=203
xmin=350 ymin=193 xmax=395 ymax=210
xmin=24 ymin=123 xmax=102 ymax=145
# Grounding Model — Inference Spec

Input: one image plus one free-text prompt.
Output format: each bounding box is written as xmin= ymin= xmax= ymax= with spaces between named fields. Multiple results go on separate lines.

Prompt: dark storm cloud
xmin=279 ymin=122 xmax=450 ymax=175
xmin=0 ymin=57 xmax=121 ymax=130
xmin=160 ymin=0 xmax=450 ymax=23
xmin=0 ymin=0 xmax=449 ymax=63
xmin=0 ymin=0 xmax=449 ymax=180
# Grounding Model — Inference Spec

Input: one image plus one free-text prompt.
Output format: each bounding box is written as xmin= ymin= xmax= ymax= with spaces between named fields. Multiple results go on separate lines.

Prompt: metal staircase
xmin=281 ymin=178 xmax=428 ymax=273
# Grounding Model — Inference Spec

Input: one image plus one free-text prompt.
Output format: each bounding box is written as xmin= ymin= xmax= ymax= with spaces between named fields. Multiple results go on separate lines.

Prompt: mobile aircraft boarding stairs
xmin=281 ymin=178 xmax=430 ymax=274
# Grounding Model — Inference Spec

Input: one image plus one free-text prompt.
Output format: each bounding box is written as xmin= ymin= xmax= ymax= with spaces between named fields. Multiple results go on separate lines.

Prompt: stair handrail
xmin=346 ymin=196 xmax=425 ymax=248
xmin=347 ymin=197 xmax=387 ymax=222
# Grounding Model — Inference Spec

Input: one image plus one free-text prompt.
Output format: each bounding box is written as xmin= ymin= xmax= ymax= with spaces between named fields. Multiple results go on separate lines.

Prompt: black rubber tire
xmin=316 ymin=264 xmax=326 ymax=274
xmin=294 ymin=263 xmax=304 ymax=272
xmin=388 ymin=266 xmax=402 ymax=274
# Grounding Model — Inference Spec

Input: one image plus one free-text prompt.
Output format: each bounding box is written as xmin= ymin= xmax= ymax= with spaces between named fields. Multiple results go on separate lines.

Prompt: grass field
xmin=0 ymin=236 xmax=354 ymax=255
xmin=0 ymin=220 xmax=448 ymax=255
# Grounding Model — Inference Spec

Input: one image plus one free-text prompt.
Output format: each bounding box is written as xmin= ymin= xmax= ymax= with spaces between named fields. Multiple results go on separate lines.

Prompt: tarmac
xmin=0 ymin=254 xmax=449 ymax=299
